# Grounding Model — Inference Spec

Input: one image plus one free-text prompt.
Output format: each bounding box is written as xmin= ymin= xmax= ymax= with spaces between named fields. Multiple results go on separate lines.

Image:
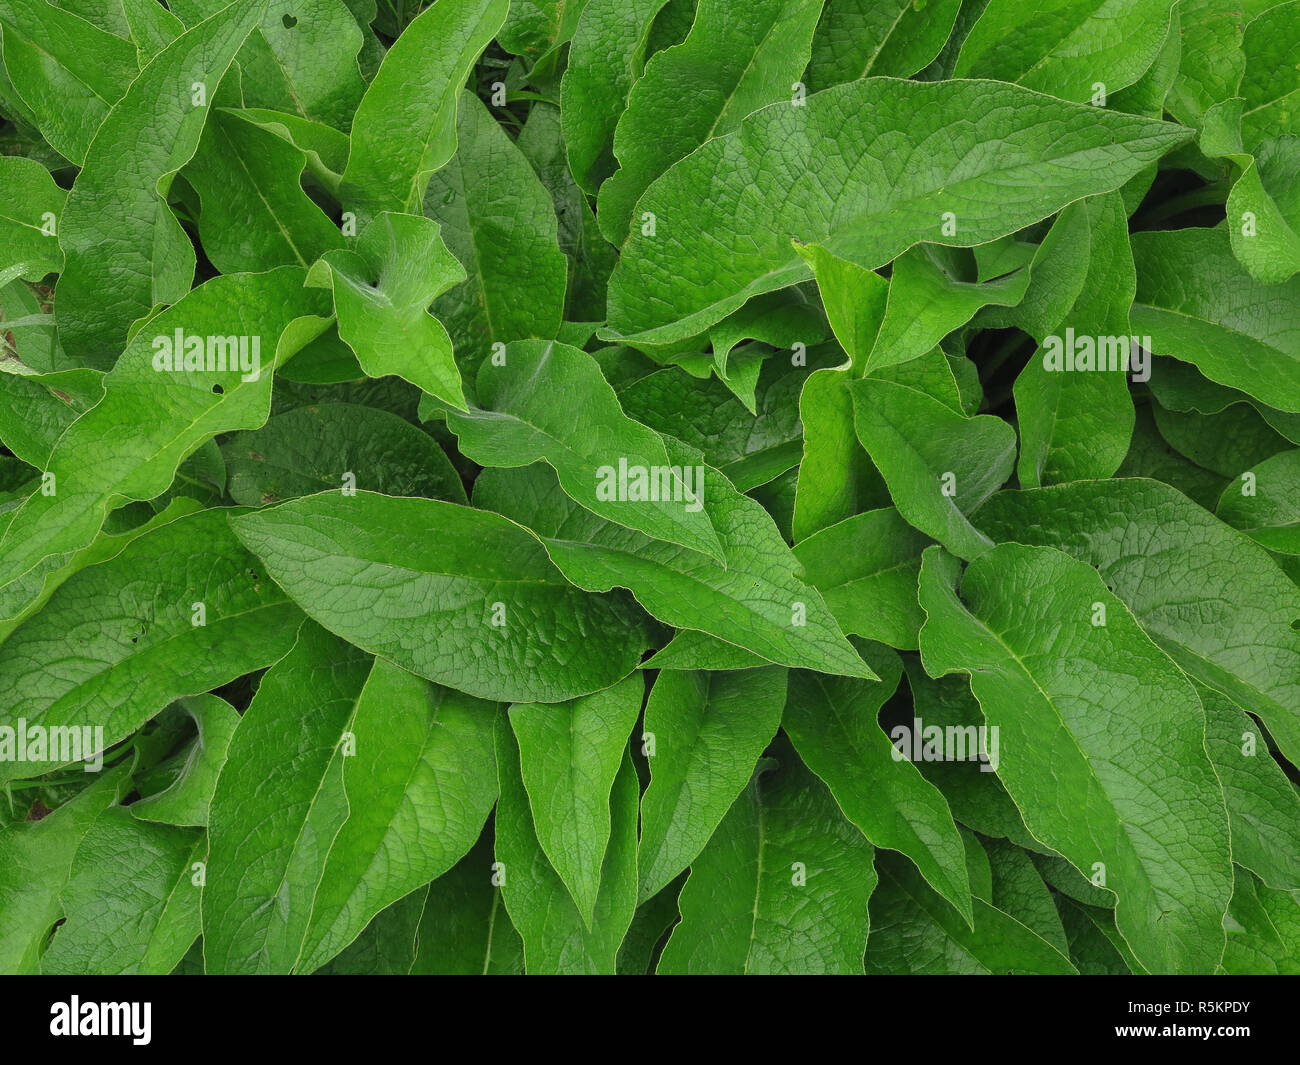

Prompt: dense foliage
xmin=2 ymin=0 xmax=1299 ymax=975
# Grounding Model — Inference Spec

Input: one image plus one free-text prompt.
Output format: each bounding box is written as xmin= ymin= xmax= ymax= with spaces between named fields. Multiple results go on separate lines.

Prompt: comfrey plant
xmin=0 ymin=0 xmax=1298 ymax=979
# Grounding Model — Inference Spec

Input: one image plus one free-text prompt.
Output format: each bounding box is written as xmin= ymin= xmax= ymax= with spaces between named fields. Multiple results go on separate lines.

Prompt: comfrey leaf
xmin=917 ymin=543 xmax=1233 ymax=974
xmin=603 ymin=77 xmax=1191 ymax=346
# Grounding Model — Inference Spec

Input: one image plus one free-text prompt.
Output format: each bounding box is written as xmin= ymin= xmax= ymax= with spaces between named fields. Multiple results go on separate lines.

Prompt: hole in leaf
xmin=212 ymin=383 xmax=224 ymax=394
xmin=282 ymin=13 xmax=297 ymax=27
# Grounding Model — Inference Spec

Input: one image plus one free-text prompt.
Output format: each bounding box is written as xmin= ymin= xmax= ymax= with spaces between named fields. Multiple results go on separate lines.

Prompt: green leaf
xmin=1216 ymin=447 xmax=1300 ymax=553
xmin=603 ymin=77 xmax=1191 ymax=346
xmin=792 ymin=368 xmax=888 ymax=539
xmin=0 ymin=507 xmax=303 ymax=787
xmin=0 ymin=0 xmax=138 ymax=163
xmin=222 ymin=402 xmax=467 ymax=508
xmin=917 ymin=543 xmax=1233 ymax=974
xmin=979 ymin=478 xmax=1300 ymax=769
xmin=807 ymin=0 xmax=963 ymax=89
xmin=41 ymin=809 xmax=202 ymax=974
xmin=310 ymin=888 xmax=427 ymax=974
xmin=954 ymin=0 xmax=1178 ymax=102
xmin=422 ymin=93 xmax=568 ymax=375
xmin=637 ymin=667 xmax=787 ymax=902
xmin=981 ymin=837 xmax=1069 ymax=955
xmin=203 ymin=621 xmax=372 ymax=974
xmin=617 ymin=355 xmax=822 ymax=493
xmin=869 ymin=245 xmax=1031 ymax=373
xmin=0 ymin=157 xmax=65 ymax=285
xmin=1238 ymin=1 xmax=1300 ymax=148
xmin=493 ymin=718 xmax=639 ymax=973
xmin=298 ymin=661 xmax=501 ymax=971
xmin=865 ymin=849 xmax=1076 ymax=974
xmin=231 ymin=490 xmax=656 ymax=703
xmin=1220 ymin=865 xmax=1300 ymax=974
xmin=517 ymin=102 xmax=619 ymax=325
xmin=559 ymin=0 xmax=671 ymax=194
xmin=54 ymin=0 xmax=267 ymax=366
xmin=340 ymin=0 xmax=508 ymax=217
xmin=1131 ymin=226 xmax=1300 ymax=411
xmin=794 ymin=242 xmax=889 ymax=373
xmin=509 ymin=674 xmax=642 ymax=926
xmin=0 ymin=267 xmax=330 ymax=623
xmin=183 ymin=109 xmax=345 ymax=274
xmin=596 ymin=0 xmax=827 ymax=245
xmin=444 ymin=340 xmax=723 ymax=560
xmin=473 ymin=459 xmax=874 ymax=679
xmin=791 ymin=508 xmax=931 ymax=649
xmin=1200 ymin=685 xmax=1300 ymax=893
xmin=498 ymin=0 xmax=586 ymax=57
xmin=849 ymin=377 xmax=1017 ymax=560
xmin=131 ymin=695 xmax=240 ymax=827
xmin=0 ymin=365 xmax=102 ymax=469
xmin=902 ymin=659 xmax=1046 ymax=855
xmin=785 ymin=641 xmax=974 ymax=926
xmin=170 ymin=0 xmax=366 ymax=130
xmin=657 ymin=739 xmax=878 ymax=974
xmin=1013 ymin=192 xmax=1136 ymax=486
xmin=1167 ymin=0 xmax=1277 ymax=126
xmin=0 ymin=767 xmax=128 ymax=973
xmin=306 ymin=212 xmax=468 ymax=410
xmin=410 ymin=830 xmax=524 ymax=974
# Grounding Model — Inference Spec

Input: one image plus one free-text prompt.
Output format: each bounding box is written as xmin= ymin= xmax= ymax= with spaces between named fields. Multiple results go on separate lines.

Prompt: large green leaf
xmin=41 ymin=809 xmax=202 ymax=974
xmin=0 ymin=157 xmax=65 ymax=285
xmin=850 ymin=377 xmax=1017 ymax=560
xmin=979 ymin=478 xmax=1300 ymax=769
xmin=1013 ymin=192 xmax=1137 ymax=486
xmin=493 ymin=718 xmax=639 ymax=974
xmin=340 ymin=0 xmax=508 ymax=217
xmin=422 ymin=93 xmax=567 ymax=374
xmin=184 ymin=109 xmax=345 ymax=274
xmin=0 ymin=0 xmax=138 ymax=163
xmin=203 ymin=621 xmax=371 ymax=974
xmin=1200 ymin=685 xmax=1300 ymax=893
xmin=0 ymin=268 xmax=330 ymax=623
xmin=509 ymin=675 xmax=642 ymax=926
xmin=806 ymin=0 xmax=962 ymax=89
xmin=298 ymin=661 xmax=501 ymax=971
xmin=656 ymin=740 xmax=877 ymax=974
xmin=410 ymin=831 xmax=524 ymax=974
xmin=230 ymin=490 xmax=656 ymax=703
xmin=0 ymin=508 xmax=303 ymax=786
xmin=596 ymin=0 xmax=826 ymax=245
xmin=1131 ymin=226 xmax=1300 ymax=411
xmin=306 ymin=212 xmax=468 ymax=409
xmin=917 ymin=543 xmax=1233 ymax=974
xmin=559 ymin=0 xmax=671 ymax=194
xmin=602 ymin=77 xmax=1191 ymax=346
xmin=222 ymin=402 xmax=466 ymax=507
xmin=473 ymin=460 xmax=874 ymax=679
xmin=637 ymin=666 xmax=787 ymax=902
xmin=954 ymin=0 xmax=1178 ymax=102
xmin=0 ymin=767 xmax=128 ymax=974
xmin=791 ymin=508 xmax=930 ymax=649
xmin=784 ymin=642 xmax=974 ymax=925
xmin=864 ymin=849 xmax=1076 ymax=974
xmin=444 ymin=340 xmax=723 ymax=560
xmin=54 ymin=0 xmax=266 ymax=365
